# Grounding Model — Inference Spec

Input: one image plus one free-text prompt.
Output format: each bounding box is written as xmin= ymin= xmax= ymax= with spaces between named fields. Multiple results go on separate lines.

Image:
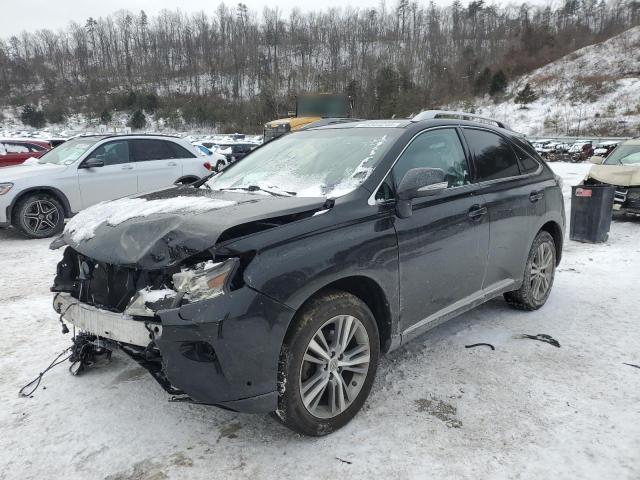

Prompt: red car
xmin=0 ymin=139 xmax=51 ymax=167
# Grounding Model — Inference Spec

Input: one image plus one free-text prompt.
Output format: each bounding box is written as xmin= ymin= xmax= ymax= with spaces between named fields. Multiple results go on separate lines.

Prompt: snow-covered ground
xmin=0 ymin=162 xmax=639 ymax=480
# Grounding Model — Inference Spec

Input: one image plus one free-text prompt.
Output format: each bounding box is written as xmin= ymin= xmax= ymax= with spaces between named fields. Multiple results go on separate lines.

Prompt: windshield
xmin=38 ymin=137 xmax=102 ymax=165
xmin=605 ymin=144 xmax=640 ymax=165
xmin=206 ymin=128 xmax=400 ymax=198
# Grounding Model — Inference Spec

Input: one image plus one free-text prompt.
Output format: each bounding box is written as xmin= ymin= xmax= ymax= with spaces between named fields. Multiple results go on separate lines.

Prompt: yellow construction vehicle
xmin=263 ymin=93 xmax=351 ymax=142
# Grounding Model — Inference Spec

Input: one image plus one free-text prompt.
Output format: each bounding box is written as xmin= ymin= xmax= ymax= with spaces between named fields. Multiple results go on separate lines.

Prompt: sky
xmin=2 ymin=0 xmax=554 ymax=37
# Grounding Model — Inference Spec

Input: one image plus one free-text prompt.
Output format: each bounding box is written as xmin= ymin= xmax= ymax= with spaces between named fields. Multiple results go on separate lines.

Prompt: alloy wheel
xmin=23 ymin=199 xmax=60 ymax=235
xmin=299 ymin=315 xmax=371 ymax=419
xmin=530 ymin=241 xmax=554 ymax=301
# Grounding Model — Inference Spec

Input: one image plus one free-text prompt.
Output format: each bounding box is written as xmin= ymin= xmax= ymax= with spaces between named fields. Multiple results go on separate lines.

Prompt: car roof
xmin=74 ymin=134 xmax=183 ymax=141
xmin=313 ymin=119 xmax=413 ymax=130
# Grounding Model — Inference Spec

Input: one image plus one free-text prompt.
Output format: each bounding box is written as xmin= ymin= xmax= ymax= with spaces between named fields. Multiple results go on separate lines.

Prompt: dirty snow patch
xmin=65 ymin=196 xmax=236 ymax=243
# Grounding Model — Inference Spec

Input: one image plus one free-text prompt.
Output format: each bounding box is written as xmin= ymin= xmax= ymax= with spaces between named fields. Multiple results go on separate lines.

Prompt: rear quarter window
xmin=517 ymin=152 xmax=541 ymax=174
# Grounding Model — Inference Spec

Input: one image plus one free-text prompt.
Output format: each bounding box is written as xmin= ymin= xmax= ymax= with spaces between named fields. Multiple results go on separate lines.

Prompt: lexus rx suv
xmin=51 ymin=112 xmax=565 ymax=436
xmin=0 ymin=135 xmax=211 ymax=238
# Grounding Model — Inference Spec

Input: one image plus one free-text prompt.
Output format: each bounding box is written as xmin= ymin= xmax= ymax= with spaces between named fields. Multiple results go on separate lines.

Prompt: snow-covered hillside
xmin=469 ymin=26 xmax=640 ymax=136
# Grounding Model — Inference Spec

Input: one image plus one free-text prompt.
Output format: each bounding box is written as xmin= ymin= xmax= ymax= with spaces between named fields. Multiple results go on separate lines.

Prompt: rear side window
xmin=166 ymin=141 xmax=196 ymax=159
xmin=131 ymin=139 xmax=174 ymax=162
xmin=464 ymin=129 xmax=520 ymax=181
xmin=88 ymin=140 xmax=130 ymax=166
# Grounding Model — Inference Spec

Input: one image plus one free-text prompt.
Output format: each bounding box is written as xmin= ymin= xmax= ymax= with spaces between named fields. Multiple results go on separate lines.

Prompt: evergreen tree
xmin=128 ymin=109 xmax=147 ymax=130
xmin=100 ymin=109 xmax=112 ymax=123
xmin=489 ymin=70 xmax=508 ymax=96
xmin=515 ymin=83 xmax=538 ymax=105
xmin=20 ymin=104 xmax=46 ymax=128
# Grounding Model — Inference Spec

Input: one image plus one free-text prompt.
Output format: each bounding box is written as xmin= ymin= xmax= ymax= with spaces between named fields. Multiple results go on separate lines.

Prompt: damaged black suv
xmin=51 ymin=111 xmax=565 ymax=436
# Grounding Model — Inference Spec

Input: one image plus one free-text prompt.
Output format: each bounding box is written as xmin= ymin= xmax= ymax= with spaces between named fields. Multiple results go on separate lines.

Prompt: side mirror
xmin=589 ymin=155 xmax=604 ymax=165
xmin=396 ymin=167 xmax=448 ymax=218
xmin=81 ymin=157 xmax=105 ymax=169
xmin=397 ymin=167 xmax=447 ymax=200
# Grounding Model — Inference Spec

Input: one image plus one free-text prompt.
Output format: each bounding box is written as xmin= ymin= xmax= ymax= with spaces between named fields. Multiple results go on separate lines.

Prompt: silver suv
xmin=0 ymin=135 xmax=210 ymax=238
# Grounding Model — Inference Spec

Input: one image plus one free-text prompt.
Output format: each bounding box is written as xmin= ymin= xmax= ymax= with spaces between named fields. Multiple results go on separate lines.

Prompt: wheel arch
xmin=539 ymin=220 xmax=563 ymax=265
xmin=9 ymin=186 xmax=72 ymax=220
xmin=287 ymin=275 xmax=394 ymax=354
xmin=174 ymin=175 xmax=200 ymax=185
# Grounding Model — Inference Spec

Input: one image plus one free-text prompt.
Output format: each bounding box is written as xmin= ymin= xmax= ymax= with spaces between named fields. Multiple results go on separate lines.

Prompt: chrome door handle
xmin=468 ymin=204 xmax=488 ymax=219
xmin=168 ymin=162 xmax=177 ymax=166
xmin=121 ymin=165 xmax=133 ymax=170
xmin=529 ymin=191 xmax=544 ymax=202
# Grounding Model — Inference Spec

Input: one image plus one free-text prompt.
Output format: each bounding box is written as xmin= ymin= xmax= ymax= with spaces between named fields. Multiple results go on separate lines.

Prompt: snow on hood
xmin=65 ymin=196 xmax=236 ymax=243
xmin=586 ymin=164 xmax=640 ymax=187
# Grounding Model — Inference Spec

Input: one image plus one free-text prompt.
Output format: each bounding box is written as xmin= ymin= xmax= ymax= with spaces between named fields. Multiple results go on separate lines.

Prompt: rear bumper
xmin=54 ymin=286 xmax=295 ymax=413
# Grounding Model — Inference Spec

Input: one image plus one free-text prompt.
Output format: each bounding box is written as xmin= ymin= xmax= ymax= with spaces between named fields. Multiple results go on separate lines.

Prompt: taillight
xmin=203 ymin=162 xmax=212 ymax=170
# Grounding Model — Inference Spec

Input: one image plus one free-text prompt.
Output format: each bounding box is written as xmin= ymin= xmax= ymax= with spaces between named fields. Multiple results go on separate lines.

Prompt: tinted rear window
xmin=464 ymin=129 xmax=520 ymax=181
xmin=166 ymin=141 xmax=196 ymax=159
xmin=131 ymin=139 xmax=173 ymax=162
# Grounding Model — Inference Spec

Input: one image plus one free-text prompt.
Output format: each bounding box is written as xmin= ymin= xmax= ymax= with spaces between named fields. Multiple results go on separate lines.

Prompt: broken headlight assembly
xmin=172 ymin=258 xmax=239 ymax=302
xmin=124 ymin=259 xmax=239 ymax=317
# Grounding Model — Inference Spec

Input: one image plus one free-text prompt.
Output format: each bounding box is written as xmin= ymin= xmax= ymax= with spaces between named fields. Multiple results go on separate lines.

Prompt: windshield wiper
xmin=219 ymin=185 xmax=296 ymax=197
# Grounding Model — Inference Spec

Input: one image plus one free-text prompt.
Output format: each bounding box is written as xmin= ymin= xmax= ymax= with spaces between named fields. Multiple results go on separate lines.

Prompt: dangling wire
xmin=18 ymin=347 xmax=72 ymax=397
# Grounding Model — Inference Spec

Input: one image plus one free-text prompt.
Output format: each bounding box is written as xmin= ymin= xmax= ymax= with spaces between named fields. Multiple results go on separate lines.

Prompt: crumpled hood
xmin=61 ymin=187 xmax=326 ymax=270
xmin=586 ymin=164 xmax=640 ymax=187
xmin=0 ymin=162 xmax=67 ymax=181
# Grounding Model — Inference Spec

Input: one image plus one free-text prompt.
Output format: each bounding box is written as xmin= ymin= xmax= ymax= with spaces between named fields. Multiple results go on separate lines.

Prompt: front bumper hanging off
xmin=53 ymin=286 xmax=295 ymax=413
xmin=53 ymin=292 xmax=159 ymax=347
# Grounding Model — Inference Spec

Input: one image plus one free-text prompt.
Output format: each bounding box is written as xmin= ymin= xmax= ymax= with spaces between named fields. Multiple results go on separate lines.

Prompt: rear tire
xmin=215 ymin=160 xmax=225 ymax=172
xmin=504 ymin=231 xmax=556 ymax=310
xmin=273 ymin=290 xmax=380 ymax=436
xmin=12 ymin=193 xmax=65 ymax=239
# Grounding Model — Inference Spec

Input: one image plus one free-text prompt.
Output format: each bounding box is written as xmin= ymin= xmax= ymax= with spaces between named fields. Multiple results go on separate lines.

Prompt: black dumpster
xmin=570 ymin=184 xmax=615 ymax=243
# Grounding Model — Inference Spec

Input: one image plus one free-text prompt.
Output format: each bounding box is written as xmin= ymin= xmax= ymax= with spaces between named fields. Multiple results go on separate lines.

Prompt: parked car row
xmin=532 ymin=139 xmax=623 ymax=163
xmin=191 ymin=136 xmax=261 ymax=171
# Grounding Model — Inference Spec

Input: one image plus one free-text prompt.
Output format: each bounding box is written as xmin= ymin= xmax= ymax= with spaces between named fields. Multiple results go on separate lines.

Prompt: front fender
xmin=240 ymin=208 xmax=400 ymax=328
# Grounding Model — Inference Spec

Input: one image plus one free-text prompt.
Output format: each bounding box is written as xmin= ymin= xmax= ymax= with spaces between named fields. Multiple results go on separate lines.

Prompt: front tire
xmin=504 ymin=231 xmax=556 ymax=310
xmin=12 ymin=193 xmax=65 ymax=239
xmin=274 ymin=290 xmax=380 ymax=436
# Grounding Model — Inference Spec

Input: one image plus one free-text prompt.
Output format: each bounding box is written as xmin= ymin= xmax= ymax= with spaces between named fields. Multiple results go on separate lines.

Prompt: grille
xmin=73 ymin=258 xmax=138 ymax=312
xmin=55 ymin=248 xmax=170 ymax=313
